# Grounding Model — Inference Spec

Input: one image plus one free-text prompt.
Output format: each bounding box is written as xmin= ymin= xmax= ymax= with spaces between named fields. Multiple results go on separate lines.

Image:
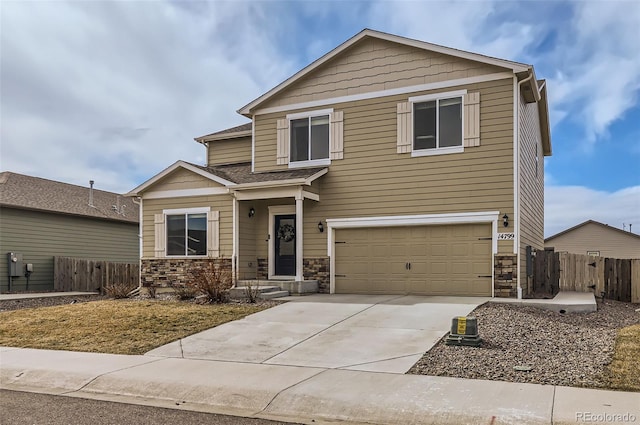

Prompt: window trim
xmin=409 ymin=89 xmax=466 ymax=157
xmin=163 ymin=207 xmax=210 ymax=258
xmin=287 ymin=108 xmax=333 ymax=168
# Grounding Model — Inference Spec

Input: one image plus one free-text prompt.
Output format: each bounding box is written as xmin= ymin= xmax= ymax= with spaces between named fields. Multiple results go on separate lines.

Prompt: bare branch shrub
xmin=188 ymin=259 xmax=233 ymax=303
xmin=104 ymin=281 xmax=137 ymax=299
xmin=169 ymin=282 xmax=198 ymax=300
xmin=244 ymin=281 xmax=260 ymax=303
xmin=146 ymin=285 xmax=157 ymax=299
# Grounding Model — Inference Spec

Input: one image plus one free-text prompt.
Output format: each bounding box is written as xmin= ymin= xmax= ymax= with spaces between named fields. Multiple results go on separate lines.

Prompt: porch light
xmin=318 ymin=221 xmax=324 ymax=233
xmin=503 ymin=214 xmax=509 ymax=228
xmin=248 ymin=207 xmax=255 ymax=218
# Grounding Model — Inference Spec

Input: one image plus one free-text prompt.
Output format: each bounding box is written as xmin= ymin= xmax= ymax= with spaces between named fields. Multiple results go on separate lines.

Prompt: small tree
xmin=188 ymin=259 xmax=233 ymax=303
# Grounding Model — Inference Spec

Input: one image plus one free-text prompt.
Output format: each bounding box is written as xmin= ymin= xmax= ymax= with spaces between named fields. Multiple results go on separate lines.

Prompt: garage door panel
xmin=335 ymin=223 xmax=492 ymax=296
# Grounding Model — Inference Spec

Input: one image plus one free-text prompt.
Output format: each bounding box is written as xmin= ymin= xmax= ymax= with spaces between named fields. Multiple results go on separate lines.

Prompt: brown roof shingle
xmin=0 ymin=172 xmax=138 ymax=223
xmin=196 ymin=123 xmax=252 ymax=141
xmin=187 ymin=162 xmax=326 ymax=185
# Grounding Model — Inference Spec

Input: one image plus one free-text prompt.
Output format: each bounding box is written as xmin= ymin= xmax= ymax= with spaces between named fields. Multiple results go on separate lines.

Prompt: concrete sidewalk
xmin=1 ymin=347 xmax=638 ymax=425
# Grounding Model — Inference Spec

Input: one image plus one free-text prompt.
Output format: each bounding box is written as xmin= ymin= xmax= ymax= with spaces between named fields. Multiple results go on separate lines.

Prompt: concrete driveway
xmin=146 ymin=294 xmax=488 ymax=374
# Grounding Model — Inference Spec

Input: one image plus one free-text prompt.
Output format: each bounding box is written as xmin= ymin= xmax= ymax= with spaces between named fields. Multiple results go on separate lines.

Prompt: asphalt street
xmin=0 ymin=390 xmax=301 ymax=425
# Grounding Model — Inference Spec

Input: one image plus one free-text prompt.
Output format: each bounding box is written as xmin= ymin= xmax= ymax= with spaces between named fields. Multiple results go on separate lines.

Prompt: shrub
xmin=188 ymin=259 xmax=233 ymax=303
xmin=104 ymin=281 xmax=137 ymax=299
xmin=169 ymin=282 xmax=198 ymax=300
xmin=244 ymin=281 xmax=260 ymax=303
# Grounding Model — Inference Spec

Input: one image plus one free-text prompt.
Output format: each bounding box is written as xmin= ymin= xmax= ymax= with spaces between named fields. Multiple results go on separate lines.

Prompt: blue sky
xmin=1 ymin=1 xmax=639 ymax=236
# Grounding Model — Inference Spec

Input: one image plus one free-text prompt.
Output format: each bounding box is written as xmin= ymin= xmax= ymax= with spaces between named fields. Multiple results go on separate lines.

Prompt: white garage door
xmin=335 ymin=223 xmax=492 ymax=296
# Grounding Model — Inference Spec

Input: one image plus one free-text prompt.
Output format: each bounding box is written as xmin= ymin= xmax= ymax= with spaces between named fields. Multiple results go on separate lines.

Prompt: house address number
xmin=497 ymin=233 xmax=515 ymax=240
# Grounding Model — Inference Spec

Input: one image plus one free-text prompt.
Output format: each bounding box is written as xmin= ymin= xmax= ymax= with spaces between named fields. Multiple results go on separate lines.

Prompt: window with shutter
xmin=285 ymin=108 xmax=338 ymax=168
xmin=330 ymin=110 xmax=344 ymax=160
xmin=207 ymin=211 xmax=220 ymax=258
xmin=399 ymin=89 xmax=479 ymax=157
xmin=154 ymin=213 xmax=165 ymax=258
xmin=161 ymin=207 xmax=213 ymax=257
xmin=463 ymin=92 xmax=480 ymax=147
xmin=276 ymin=119 xmax=289 ymax=165
xmin=396 ymin=102 xmax=412 ymax=153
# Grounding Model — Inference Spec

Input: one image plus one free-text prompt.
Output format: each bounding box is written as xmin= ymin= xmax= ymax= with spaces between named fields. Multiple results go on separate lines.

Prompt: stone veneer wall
xmin=141 ymin=258 xmax=232 ymax=287
xmin=494 ymin=255 xmax=517 ymax=298
xmin=257 ymin=258 xmax=268 ymax=280
xmin=303 ymin=257 xmax=330 ymax=293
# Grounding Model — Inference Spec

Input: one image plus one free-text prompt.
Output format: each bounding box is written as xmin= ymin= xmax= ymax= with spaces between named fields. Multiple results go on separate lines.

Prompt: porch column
xmin=295 ymin=194 xmax=303 ymax=281
xmin=232 ymin=196 xmax=239 ymax=284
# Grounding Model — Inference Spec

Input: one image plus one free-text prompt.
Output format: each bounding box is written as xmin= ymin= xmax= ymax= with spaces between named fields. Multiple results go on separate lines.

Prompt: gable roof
xmin=126 ymin=161 xmax=328 ymax=196
xmin=195 ymin=122 xmax=252 ymax=144
xmin=238 ymin=28 xmax=534 ymax=116
xmin=0 ymin=172 xmax=138 ymax=224
xmin=545 ymin=220 xmax=640 ymax=242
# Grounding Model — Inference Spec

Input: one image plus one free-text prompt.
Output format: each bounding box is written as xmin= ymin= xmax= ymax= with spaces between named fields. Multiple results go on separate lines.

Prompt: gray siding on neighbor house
xmin=0 ymin=207 xmax=139 ymax=292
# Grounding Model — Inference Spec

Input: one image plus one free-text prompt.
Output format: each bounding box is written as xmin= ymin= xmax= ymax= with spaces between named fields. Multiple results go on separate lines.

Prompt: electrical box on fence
xmin=7 ymin=252 xmax=23 ymax=277
xmin=445 ymin=316 xmax=482 ymax=347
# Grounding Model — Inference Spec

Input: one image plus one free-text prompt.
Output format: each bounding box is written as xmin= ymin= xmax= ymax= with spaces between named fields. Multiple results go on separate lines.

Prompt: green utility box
xmin=445 ymin=316 xmax=482 ymax=347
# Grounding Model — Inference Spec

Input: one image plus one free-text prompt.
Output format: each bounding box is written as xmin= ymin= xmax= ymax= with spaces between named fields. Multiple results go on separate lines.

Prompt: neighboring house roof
xmin=0 ymin=172 xmax=138 ymax=224
xmin=126 ymin=161 xmax=328 ymax=196
xmin=545 ymin=220 xmax=640 ymax=242
xmin=195 ymin=122 xmax=252 ymax=143
xmin=237 ymin=28 xmax=536 ymax=116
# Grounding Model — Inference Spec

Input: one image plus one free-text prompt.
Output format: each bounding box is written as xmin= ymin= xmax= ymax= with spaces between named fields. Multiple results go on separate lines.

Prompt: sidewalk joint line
xmin=259 ymin=295 xmax=407 ymax=364
xmin=338 ymin=352 xmax=423 ymax=370
xmin=253 ymin=368 xmax=329 ymax=417
xmin=61 ymin=357 xmax=165 ymax=395
xmin=179 ymin=339 xmax=184 ymax=358
xmin=550 ymin=385 xmax=556 ymax=425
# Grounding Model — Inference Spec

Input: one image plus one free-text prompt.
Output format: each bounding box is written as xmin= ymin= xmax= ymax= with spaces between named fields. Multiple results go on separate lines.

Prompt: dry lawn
xmin=608 ymin=324 xmax=640 ymax=392
xmin=0 ymin=300 xmax=269 ymax=355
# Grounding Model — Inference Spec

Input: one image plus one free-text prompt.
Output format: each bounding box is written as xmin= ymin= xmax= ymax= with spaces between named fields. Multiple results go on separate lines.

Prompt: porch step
xmin=258 ymin=290 xmax=290 ymax=300
xmin=229 ymin=285 xmax=284 ymax=299
xmin=237 ymin=280 xmax=318 ymax=295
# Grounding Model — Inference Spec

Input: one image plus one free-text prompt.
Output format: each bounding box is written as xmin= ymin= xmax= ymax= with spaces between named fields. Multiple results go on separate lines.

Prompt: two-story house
xmin=127 ymin=29 xmax=551 ymax=298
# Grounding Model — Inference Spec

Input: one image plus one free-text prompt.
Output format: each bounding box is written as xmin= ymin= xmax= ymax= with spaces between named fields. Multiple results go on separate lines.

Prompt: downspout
xmin=131 ymin=196 xmax=143 ymax=290
xmin=515 ymin=71 xmax=534 ymax=300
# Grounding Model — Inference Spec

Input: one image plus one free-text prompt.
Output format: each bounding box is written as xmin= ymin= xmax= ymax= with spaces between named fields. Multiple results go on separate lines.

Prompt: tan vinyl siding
xmin=260 ymin=38 xmax=506 ymax=109
xmin=518 ymin=92 xmax=545 ymax=290
xmin=238 ymin=202 xmax=257 ymax=279
xmin=207 ymin=136 xmax=252 ymax=166
xmin=255 ymin=78 xmax=515 ymax=257
xmin=0 ymin=207 xmax=139 ymax=292
xmin=142 ymin=195 xmax=233 ymax=258
xmin=150 ymin=168 xmax=224 ymax=191
xmin=545 ymin=223 xmax=640 ymax=259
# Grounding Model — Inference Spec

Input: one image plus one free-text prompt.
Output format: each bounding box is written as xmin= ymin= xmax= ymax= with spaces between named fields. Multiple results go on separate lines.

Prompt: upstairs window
xmin=413 ymin=96 xmax=462 ymax=152
xmin=290 ymin=114 xmax=330 ymax=163
xmin=166 ymin=212 xmax=207 ymax=256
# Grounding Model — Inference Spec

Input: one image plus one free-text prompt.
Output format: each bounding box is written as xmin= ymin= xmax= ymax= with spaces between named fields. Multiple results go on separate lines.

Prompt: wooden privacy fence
xmin=54 ymin=257 xmax=139 ymax=293
xmin=531 ymin=249 xmax=640 ymax=303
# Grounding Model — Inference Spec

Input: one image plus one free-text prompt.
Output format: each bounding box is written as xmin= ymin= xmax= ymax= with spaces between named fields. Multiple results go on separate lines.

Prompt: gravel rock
xmin=0 ymin=294 xmax=108 ymax=312
xmin=408 ymin=300 xmax=640 ymax=389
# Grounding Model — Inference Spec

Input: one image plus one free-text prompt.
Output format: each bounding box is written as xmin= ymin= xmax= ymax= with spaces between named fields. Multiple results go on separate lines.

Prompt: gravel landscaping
xmin=0 ymin=294 xmax=108 ymax=312
xmin=409 ymin=300 xmax=640 ymax=390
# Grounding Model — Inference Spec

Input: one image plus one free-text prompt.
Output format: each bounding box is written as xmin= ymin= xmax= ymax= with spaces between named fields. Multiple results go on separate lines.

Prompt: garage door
xmin=334 ymin=223 xmax=492 ymax=296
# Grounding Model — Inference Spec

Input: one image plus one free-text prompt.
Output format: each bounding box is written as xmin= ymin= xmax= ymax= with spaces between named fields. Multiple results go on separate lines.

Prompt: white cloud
xmin=544 ymin=2 xmax=640 ymax=145
xmin=545 ymin=184 xmax=640 ymax=237
xmin=0 ymin=1 xmax=293 ymax=193
xmin=367 ymin=1 xmax=541 ymax=64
